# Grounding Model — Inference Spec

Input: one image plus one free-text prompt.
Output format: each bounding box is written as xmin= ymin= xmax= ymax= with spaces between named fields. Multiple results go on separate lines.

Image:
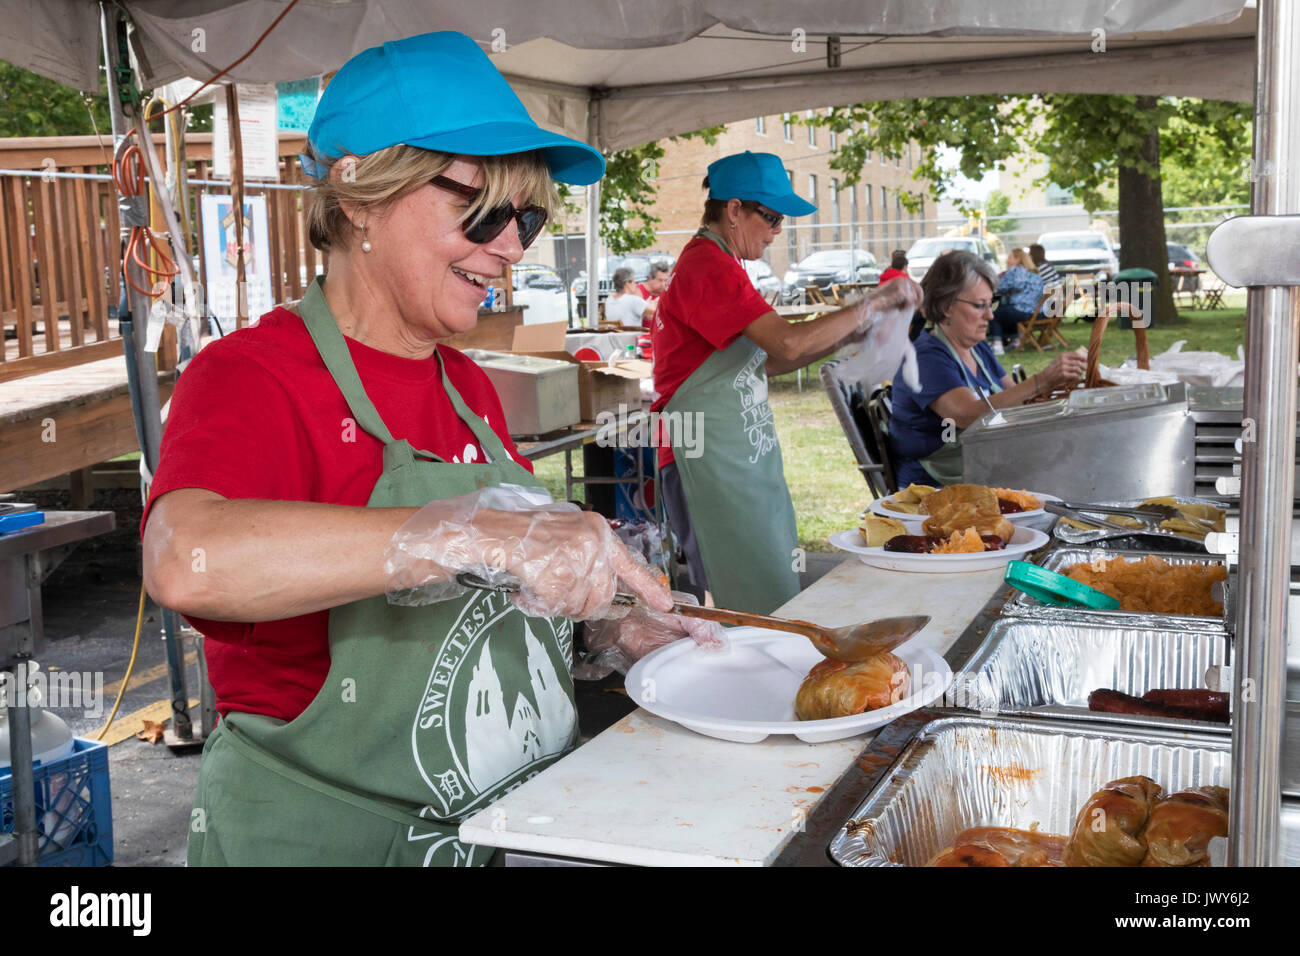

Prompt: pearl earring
xmin=359 ymin=225 xmax=372 ymax=253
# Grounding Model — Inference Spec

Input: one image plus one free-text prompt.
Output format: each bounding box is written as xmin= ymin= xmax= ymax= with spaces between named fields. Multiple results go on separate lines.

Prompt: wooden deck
xmin=0 ymin=356 xmax=173 ymax=492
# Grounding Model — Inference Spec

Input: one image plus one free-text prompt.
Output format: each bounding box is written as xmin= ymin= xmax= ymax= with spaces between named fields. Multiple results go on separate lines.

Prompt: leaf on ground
xmin=136 ymin=719 xmax=167 ymax=744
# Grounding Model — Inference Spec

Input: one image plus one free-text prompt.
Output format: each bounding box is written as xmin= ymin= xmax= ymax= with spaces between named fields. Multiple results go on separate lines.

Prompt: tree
xmin=813 ymin=95 xmax=1251 ymax=322
xmin=569 ymin=126 xmax=725 ymax=254
xmin=0 ymin=60 xmax=214 ymax=139
xmin=984 ymin=189 xmax=1020 ymax=243
xmin=0 ymin=61 xmax=112 ymax=138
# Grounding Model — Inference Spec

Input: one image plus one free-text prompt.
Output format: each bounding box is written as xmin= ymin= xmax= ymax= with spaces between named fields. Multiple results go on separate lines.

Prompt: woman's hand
xmin=384 ymin=487 xmax=674 ymax=620
xmin=862 ymin=276 xmax=923 ymax=324
xmin=582 ymin=591 xmax=727 ymax=675
xmin=1038 ymin=349 xmax=1088 ymax=390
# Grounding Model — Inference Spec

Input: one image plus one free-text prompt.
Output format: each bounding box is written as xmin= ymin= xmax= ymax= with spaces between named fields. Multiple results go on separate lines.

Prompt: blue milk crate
xmin=1 ymin=737 xmax=114 ymax=866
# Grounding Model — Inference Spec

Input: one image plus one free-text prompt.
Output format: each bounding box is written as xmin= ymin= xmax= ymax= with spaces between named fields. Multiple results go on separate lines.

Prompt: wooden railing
xmin=0 ymin=132 xmax=321 ymax=384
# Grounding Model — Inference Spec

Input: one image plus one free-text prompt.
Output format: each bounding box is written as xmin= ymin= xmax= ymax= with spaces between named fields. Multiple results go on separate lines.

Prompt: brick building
xmin=527 ymin=111 xmax=933 ymax=286
xmin=645 ymin=111 xmax=933 ymax=276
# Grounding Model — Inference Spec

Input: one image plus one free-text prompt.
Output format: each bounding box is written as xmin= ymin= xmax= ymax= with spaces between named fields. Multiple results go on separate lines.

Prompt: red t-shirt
xmin=141 ymin=305 xmax=532 ymax=722
xmin=650 ymin=237 xmax=774 ymax=467
xmin=878 ymin=267 xmax=908 ymax=285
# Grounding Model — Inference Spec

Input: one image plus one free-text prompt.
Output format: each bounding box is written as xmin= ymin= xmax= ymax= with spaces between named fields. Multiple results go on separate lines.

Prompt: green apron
xmin=663 ymin=229 xmax=800 ymax=615
xmin=918 ymin=325 xmax=1004 ymax=485
xmin=188 ymin=277 xmax=577 ymax=867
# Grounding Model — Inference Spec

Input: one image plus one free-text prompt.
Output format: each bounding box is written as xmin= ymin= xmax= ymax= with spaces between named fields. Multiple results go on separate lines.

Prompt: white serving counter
xmin=458 ymin=557 xmax=1006 ymax=866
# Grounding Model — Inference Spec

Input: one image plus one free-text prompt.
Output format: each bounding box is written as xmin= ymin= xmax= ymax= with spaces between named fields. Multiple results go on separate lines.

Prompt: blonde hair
xmin=1007 ymin=247 xmax=1036 ymax=272
xmin=305 ymin=143 xmax=559 ymax=253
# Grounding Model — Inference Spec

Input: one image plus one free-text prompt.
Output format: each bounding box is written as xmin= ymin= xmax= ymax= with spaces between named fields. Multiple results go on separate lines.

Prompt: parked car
xmin=1167 ymin=241 xmax=1202 ymax=291
xmin=571 ymin=252 xmax=676 ymax=317
xmin=743 ymin=258 xmax=783 ymax=300
xmin=1103 ymin=240 xmax=1201 ymax=290
xmin=1035 ymin=230 xmax=1119 ymax=281
xmin=782 ymin=249 xmax=880 ymax=300
xmin=511 ymin=263 xmax=571 ymax=324
xmin=904 ymin=235 xmax=998 ymax=281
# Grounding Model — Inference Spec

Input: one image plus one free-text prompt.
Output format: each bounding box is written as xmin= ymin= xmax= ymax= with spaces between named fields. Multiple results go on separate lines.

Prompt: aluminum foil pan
xmin=830 ymin=714 xmax=1236 ymax=867
xmin=1052 ymin=495 xmax=1228 ymax=548
xmin=1004 ymin=547 xmax=1230 ymax=632
xmin=944 ymin=617 xmax=1230 ymax=731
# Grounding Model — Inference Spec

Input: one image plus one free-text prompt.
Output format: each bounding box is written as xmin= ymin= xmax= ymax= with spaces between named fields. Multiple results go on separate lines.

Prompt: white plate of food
xmin=869 ymin=484 xmax=1060 ymax=529
xmin=830 ymin=525 xmax=1051 ymax=573
xmin=625 ymin=627 xmax=951 ymax=743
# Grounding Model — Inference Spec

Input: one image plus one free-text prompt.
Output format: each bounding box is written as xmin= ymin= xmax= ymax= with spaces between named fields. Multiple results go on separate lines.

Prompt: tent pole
xmin=585 ymin=97 xmax=603 ymax=330
xmin=101 ymin=4 xmax=165 ymax=481
xmin=101 ymin=2 xmax=195 ymax=742
xmin=1230 ymin=0 xmax=1299 ymax=868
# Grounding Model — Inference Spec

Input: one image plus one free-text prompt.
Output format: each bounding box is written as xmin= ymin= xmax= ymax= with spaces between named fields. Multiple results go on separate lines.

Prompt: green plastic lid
xmin=1004 ymin=561 xmax=1121 ymax=610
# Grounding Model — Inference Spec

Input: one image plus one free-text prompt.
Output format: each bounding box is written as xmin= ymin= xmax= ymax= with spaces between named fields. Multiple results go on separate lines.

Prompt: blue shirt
xmin=996 ymin=265 xmax=1044 ymax=314
xmin=890 ymin=330 xmax=1005 ymax=485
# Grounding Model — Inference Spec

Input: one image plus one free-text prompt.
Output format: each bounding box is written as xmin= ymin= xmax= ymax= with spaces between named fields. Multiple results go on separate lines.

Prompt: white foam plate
xmin=829 ymin=525 xmax=1050 ymax=573
xmin=624 ymin=628 xmax=951 ymax=744
xmin=868 ymin=490 xmax=1060 ymax=531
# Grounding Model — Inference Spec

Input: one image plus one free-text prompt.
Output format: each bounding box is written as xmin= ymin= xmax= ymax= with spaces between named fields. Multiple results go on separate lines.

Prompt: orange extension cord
xmin=109 ymin=0 xmax=302 ymax=298
xmin=112 ymin=128 xmax=179 ymax=298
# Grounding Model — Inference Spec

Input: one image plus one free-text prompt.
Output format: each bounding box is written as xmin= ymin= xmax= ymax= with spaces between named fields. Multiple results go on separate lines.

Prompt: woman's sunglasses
xmin=742 ymin=201 xmax=783 ymax=229
xmin=431 ymin=175 xmax=548 ymax=249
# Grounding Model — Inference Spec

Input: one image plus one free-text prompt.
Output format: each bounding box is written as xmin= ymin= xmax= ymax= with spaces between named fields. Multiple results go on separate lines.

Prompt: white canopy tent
xmin=1 ymin=1 xmax=1258 ymax=150
xmin=1 ymin=1 xmax=1295 ymax=870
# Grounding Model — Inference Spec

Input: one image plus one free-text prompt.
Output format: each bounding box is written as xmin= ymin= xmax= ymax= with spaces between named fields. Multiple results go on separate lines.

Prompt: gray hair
xmin=611 ymin=267 xmax=636 ymax=291
xmin=921 ymin=250 xmax=998 ymax=328
xmin=648 ymin=260 xmax=670 ymax=278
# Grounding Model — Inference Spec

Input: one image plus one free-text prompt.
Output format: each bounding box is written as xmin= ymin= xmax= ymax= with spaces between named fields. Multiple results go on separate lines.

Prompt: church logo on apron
xmin=732 ymin=348 xmax=776 ymax=463
xmin=410 ymin=589 xmax=576 ymax=818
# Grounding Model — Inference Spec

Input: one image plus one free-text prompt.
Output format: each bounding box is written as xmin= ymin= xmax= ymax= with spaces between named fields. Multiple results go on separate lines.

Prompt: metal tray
xmin=829 ymin=714 xmax=1273 ymax=867
xmin=1052 ymin=494 xmax=1228 ymax=548
xmin=945 ymin=617 xmax=1230 ymax=731
xmin=1004 ymin=547 xmax=1230 ymax=632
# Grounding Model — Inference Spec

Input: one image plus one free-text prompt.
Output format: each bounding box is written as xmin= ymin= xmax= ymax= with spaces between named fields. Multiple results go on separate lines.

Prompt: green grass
xmin=531 ymin=295 xmax=1249 ymax=554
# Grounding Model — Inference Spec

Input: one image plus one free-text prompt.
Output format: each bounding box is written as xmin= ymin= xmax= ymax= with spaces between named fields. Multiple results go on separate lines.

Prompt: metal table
xmin=1 ymin=509 xmax=115 ymax=867
xmin=514 ymin=409 xmax=651 ymax=503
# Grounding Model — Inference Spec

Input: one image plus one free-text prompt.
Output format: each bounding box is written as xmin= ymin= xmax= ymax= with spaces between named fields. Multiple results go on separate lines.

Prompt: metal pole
xmin=101 ymin=5 xmax=165 ymax=478
xmin=561 ymin=231 xmax=574 ymax=326
xmin=585 ymin=184 xmax=601 ymax=330
xmin=7 ymin=664 xmax=39 ymax=866
xmin=585 ymin=98 xmax=602 ymax=330
xmin=1230 ymin=0 xmax=1299 ymax=868
xmin=101 ymin=3 xmax=195 ymax=741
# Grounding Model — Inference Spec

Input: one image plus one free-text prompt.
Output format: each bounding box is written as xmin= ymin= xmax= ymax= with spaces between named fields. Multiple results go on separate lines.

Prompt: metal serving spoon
xmin=456 ymin=572 xmax=929 ymax=662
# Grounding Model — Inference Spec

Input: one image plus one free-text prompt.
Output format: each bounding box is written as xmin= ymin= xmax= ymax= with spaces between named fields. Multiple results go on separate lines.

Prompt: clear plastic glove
xmin=383 ymin=486 xmax=673 ymax=621
xmin=835 ymin=276 xmax=926 ymax=391
xmin=577 ymin=591 xmax=728 ymax=678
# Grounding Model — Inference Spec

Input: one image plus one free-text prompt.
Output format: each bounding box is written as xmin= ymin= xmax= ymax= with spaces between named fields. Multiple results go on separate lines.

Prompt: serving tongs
xmin=456 ymin=572 xmax=929 ymax=661
xmin=1044 ymin=500 xmax=1216 ymax=542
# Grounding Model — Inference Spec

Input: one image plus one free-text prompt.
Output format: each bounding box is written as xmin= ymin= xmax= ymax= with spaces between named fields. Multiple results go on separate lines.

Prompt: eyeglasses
xmin=955 ymin=297 xmax=999 ymax=313
xmin=743 ymin=202 xmax=783 ymax=229
xmin=430 ymin=175 xmax=548 ymax=249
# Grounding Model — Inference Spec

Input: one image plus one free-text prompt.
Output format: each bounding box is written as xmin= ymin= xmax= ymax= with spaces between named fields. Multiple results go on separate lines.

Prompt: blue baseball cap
xmin=306 ymin=31 xmax=604 ymax=185
xmin=706 ymin=151 xmax=817 ymax=217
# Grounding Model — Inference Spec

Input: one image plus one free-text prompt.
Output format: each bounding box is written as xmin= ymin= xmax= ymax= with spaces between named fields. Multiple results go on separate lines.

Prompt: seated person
xmin=889 ymin=251 xmax=1086 ymax=487
xmin=990 ymin=247 xmax=1044 ymax=350
xmin=637 ymin=260 xmax=670 ymax=304
xmin=879 ymin=249 xmax=910 ymax=285
xmin=605 ymin=266 xmax=656 ymax=326
xmin=1029 ymin=243 xmax=1063 ymax=290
